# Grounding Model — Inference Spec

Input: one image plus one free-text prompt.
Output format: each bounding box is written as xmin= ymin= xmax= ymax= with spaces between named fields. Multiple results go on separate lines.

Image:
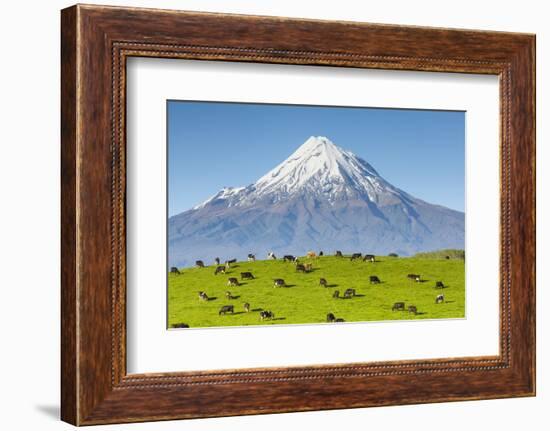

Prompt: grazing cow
xmin=435 ymin=294 xmax=445 ymax=304
xmin=225 ymin=258 xmax=237 ymax=268
xmin=198 ymin=291 xmax=209 ymax=301
xmin=268 ymin=252 xmax=277 ymax=260
xmin=350 ymin=253 xmax=362 ymax=261
xmin=319 ymin=251 xmax=324 ymax=256
xmin=295 ymin=263 xmax=307 ymax=273
xmin=283 ymin=255 xmax=296 ymax=262
xmin=319 ymin=278 xmax=328 ymax=287
xmin=225 ymin=291 xmax=234 ymax=300
xmin=243 ymin=303 xmax=250 ymax=313
xmin=369 ymin=275 xmax=381 ymax=284
xmin=332 ymin=290 xmax=340 ymax=299
xmin=260 ymin=310 xmax=275 ymax=320
xmin=219 ymin=305 xmax=234 ymax=315
xmin=304 ymin=263 xmax=313 ymax=272
xmin=307 ymin=251 xmax=317 ymax=259
xmin=195 ymin=260 xmax=205 ymax=268
xmin=363 ymin=254 xmax=375 ymax=262
xmin=170 ymin=267 xmax=180 ymax=275
xmin=214 ymin=257 xmax=220 ymax=265
xmin=241 ymin=272 xmax=254 ymax=280
xmin=335 ymin=250 xmax=343 ymax=257
xmin=408 ymin=305 xmax=418 ymax=315
xmin=273 ymin=278 xmax=286 ymax=288
xmin=247 ymin=253 xmax=256 ymax=262
xmin=171 ymin=323 xmax=189 ymax=328
xmin=214 ymin=265 xmax=226 ymax=275
xmin=227 ymin=277 xmax=240 ymax=287
xmin=435 ymin=281 xmax=445 ymax=289
xmin=392 ymin=302 xmax=405 ymax=311
xmin=445 ymin=255 xmax=450 ymax=260
xmin=327 ymin=313 xmax=344 ymax=323
xmin=407 ymin=273 xmax=421 ymax=282
xmin=343 ymin=288 xmax=356 ymax=298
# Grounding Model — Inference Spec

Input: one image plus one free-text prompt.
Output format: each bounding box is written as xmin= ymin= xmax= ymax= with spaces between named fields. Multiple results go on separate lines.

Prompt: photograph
xmin=167 ymin=101 xmax=466 ymax=328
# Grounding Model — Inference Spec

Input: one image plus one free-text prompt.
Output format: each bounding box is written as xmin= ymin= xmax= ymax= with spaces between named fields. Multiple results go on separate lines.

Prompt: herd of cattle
xmin=169 ymin=250 xmax=451 ymax=328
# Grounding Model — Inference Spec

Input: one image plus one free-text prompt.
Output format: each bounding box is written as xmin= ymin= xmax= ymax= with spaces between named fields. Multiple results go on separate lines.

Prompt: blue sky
xmin=168 ymin=101 xmax=465 ymax=216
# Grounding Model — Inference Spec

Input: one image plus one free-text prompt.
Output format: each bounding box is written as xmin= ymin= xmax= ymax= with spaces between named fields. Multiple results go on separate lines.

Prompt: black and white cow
xmin=219 ymin=305 xmax=234 ymax=315
xmin=435 ymin=294 xmax=445 ymax=304
xmin=407 ymin=273 xmax=421 ymax=282
xmin=369 ymin=275 xmax=381 ymax=284
xmin=241 ymin=272 xmax=254 ymax=280
xmin=171 ymin=323 xmax=189 ymax=328
xmin=392 ymin=302 xmax=405 ymax=311
xmin=195 ymin=260 xmax=205 ymax=268
xmin=435 ymin=281 xmax=445 ymax=289
xmin=227 ymin=277 xmax=239 ymax=287
xmin=350 ymin=253 xmax=362 ymax=261
xmin=332 ymin=290 xmax=340 ymax=299
xmin=335 ymin=250 xmax=343 ymax=257
xmin=343 ymin=288 xmax=356 ymax=298
xmin=247 ymin=253 xmax=256 ymax=262
xmin=408 ymin=305 xmax=418 ymax=315
xmin=295 ymin=263 xmax=307 ymax=273
xmin=363 ymin=254 xmax=375 ymax=262
xmin=273 ymin=278 xmax=286 ymax=288
xmin=283 ymin=255 xmax=296 ymax=262
xmin=225 ymin=258 xmax=237 ymax=268
xmin=260 ymin=310 xmax=275 ymax=320
xmin=319 ymin=278 xmax=328 ymax=287
xmin=170 ymin=267 xmax=180 ymax=274
xmin=214 ymin=265 xmax=226 ymax=275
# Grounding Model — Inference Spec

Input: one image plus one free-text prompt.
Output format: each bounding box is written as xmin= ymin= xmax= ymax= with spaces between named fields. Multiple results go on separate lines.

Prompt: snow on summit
xmin=194 ymin=136 xmax=405 ymax=208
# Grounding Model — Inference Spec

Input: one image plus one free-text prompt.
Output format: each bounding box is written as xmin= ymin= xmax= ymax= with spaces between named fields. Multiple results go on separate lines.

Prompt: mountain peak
xmin=192 ymin=136 xmax=400 ymax=209
xmin=252 ymin=135 xmax=383 ymax=201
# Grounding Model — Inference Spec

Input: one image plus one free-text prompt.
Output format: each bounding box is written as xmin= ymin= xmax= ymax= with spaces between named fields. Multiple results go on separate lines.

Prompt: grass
xmin=413 ymin=249 xmax=465 ymax=260
xmin=168 ymin=254 xmax=465 ymax=328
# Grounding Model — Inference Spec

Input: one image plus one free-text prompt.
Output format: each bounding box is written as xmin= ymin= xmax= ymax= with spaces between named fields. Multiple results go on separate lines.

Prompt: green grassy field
xmin=168 ymin=255 xmax=465 ymax=328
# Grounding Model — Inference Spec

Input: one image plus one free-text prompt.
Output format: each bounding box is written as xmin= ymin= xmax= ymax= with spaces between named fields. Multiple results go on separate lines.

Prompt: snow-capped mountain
xmin=169 ymin=136 xmax=464 ymax=267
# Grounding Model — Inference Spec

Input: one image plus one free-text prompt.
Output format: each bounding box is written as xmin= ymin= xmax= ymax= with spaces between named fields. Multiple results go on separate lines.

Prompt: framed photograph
xmin=61 ymin=4 xmax=535 ymax=425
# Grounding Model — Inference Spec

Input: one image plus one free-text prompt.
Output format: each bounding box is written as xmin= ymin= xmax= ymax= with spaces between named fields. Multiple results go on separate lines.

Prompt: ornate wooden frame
xmin=61 ymin=4 xmax=535 ymax=425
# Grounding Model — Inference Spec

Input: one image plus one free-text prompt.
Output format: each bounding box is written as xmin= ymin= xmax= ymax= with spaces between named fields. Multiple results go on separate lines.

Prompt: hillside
xmin=168 ymin=255 xmax=465 ymax=328
xmin=169 ymin=136 xmax=464 ymax=267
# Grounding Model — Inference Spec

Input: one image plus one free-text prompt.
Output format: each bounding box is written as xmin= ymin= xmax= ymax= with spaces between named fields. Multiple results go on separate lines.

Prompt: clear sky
xmin=168 ymin=100 xmax=465 ymax=216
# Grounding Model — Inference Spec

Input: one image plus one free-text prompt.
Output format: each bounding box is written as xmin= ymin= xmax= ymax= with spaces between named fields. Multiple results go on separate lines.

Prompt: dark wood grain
xmin=61 ymin=4 xmax=535 ymax=425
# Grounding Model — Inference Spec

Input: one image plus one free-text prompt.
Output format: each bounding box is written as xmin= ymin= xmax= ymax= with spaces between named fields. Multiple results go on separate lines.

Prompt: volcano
xmin=168 ymin=136 xmax=464 ymax=267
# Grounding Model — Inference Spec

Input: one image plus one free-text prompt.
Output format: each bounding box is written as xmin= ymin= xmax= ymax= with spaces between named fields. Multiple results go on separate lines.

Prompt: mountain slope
xmin=169 ymin=136 xmax=464 ymax=267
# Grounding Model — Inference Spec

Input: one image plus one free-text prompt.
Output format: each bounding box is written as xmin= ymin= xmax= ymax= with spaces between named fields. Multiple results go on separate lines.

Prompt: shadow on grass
xmin=207 ymin=296 xmax=218 ymax=301
xmin=325 ymin=284 xmax=339 ymax=288
xmin=270 ymin=317 xmax=286 ymax=321
xmin=251 ymin=308 xmax=263 ymax=312
xmin=226 ymin=295 xmax=241 ymax=300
